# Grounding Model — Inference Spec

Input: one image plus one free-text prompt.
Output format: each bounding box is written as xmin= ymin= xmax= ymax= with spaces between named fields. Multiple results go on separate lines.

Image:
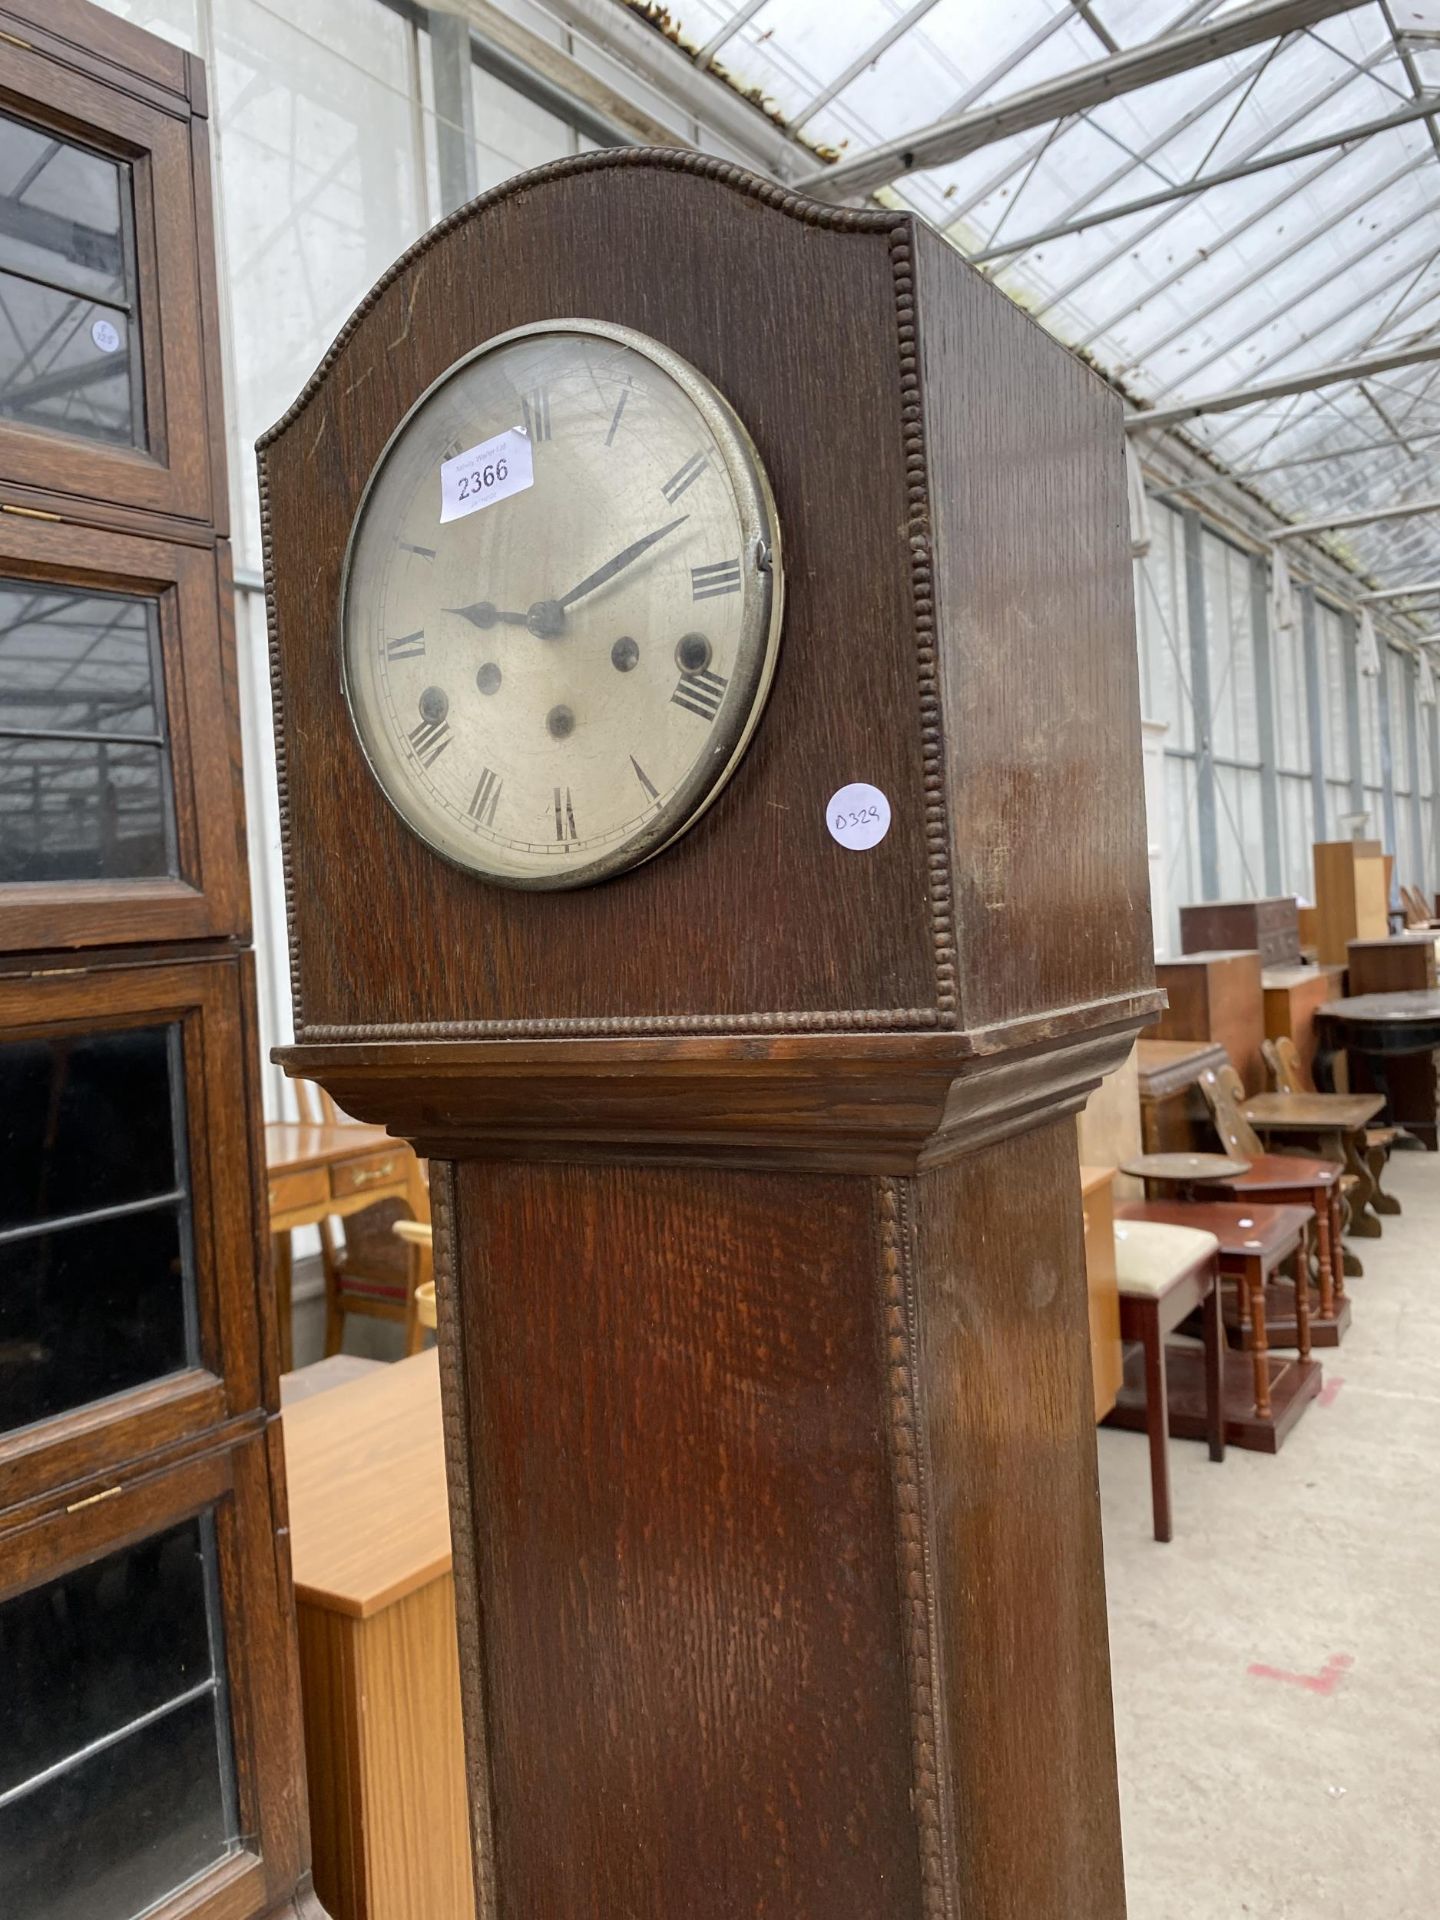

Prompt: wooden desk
xmin=1080 ymin=1165 xmax=1123 ymax=1422
xmin=266 ymin=1120 xmax=413 ymax=1369
xmin=283 ymin=1350 xmax=473 ymax=1920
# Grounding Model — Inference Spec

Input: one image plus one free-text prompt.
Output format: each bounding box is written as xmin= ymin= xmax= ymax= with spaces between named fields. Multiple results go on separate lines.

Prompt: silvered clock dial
xmin=340 ymin=318 xmax=783 ymax=888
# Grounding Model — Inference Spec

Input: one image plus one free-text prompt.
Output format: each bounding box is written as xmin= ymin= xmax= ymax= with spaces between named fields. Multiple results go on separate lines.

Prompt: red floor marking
xmin=1247 ymin=1653 xmax=1354 ymax=1696
xmin=1318 ymin=1376 xmax=1345 ymax=1407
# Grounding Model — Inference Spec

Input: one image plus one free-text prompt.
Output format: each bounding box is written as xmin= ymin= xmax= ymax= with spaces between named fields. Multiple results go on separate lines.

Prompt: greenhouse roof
xmin=610 ymin=0 xmax=1440 ymax=629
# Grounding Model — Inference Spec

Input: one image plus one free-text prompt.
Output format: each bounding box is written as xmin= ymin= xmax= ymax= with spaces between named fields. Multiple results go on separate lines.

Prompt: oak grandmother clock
xmin=262 ymin=149 xmax=1160 ymax=1920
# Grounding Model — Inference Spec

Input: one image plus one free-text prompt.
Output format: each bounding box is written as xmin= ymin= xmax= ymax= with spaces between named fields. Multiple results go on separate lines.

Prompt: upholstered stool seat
xmin=1103 ymin=1219 xmax=1224 ymax=1542
xmin=1115 ymin=1220 xmax=1220 ymax=1294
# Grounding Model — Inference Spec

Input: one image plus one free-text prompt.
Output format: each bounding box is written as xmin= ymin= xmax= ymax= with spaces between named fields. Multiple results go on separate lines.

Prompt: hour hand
xmin=445 ymin=601 xmax=529 ymax=629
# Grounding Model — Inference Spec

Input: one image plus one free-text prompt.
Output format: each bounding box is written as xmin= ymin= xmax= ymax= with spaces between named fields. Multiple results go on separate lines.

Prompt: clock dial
xmin=341 ymin=320 xmax=783 ymax=887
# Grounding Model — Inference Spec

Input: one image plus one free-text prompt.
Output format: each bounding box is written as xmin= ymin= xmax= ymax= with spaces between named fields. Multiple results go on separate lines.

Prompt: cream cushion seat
xmin=1113 ymin=1220 xmax=1219 ymax=1297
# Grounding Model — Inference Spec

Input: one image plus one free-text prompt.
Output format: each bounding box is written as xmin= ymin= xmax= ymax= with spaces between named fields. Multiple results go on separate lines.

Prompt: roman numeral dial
xmin=341 ymin=320 xmax=781 ymax=888
xmin=662 ymin=452 xmax=709 ymax=504
xmin=468 ymin=767 xmax=503 ymax=826
xmin=672 ymin=667 xmax=728 ymax=722
xmin=408 ymin=716 xmax=451 ymax=766
xmin=691 ymin=559 xmax=741 ymax=600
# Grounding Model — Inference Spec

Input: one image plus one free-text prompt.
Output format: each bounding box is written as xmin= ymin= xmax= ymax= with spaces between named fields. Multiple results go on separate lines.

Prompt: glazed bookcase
xmin=0 ymin=4 xmax=321 ymax=1916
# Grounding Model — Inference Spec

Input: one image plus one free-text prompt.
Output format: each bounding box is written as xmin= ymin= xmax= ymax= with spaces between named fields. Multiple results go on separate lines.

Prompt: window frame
xmin=0 ymin=40 xmax=217 ymax=528
xmin=0 ymin=1433 xmax=304 ymax=1920
xmin=0 ymin=512 xmax=245 ymax=950
xmin=0 ymin=958 xmax=268 ymax=1512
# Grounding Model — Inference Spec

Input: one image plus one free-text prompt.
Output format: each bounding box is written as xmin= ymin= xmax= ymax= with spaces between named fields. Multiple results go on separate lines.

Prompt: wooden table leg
xmin=1292 ymin=1238 xmax=1312 ymax=1364
xmin=1313 ymin=1197 xmax=1336 ymax=1319
xmin=1329 ymin=1190 xmax=1347 ymax=1301
xmin=1141 ymin=1301 xmax=1172 ymax=1544
xmin=1337 ymin=1126 xmax=1380 ymax=1238
xmin=1202 ymin=1268 xmax=1225 ymax=1466
xmin=1368 ymin=1139 xmax=1401 ymax=1215
xmin=1247 ymin=1270 xmax=1273 ymax=1421
xmin=271 ymin=1230 xmax=294 ymax=1374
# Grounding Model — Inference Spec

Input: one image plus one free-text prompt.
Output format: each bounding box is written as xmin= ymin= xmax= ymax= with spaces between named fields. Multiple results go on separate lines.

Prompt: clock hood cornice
xmin=278 ymin=991 xmax=1157 ymax=1172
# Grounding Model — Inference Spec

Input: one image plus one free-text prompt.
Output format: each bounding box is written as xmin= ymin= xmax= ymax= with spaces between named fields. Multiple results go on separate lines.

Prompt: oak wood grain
xmin=451 ymin=1157 xmax=923 ymax=1918
xmin=912 ymin=1120 xmax=1126 ymax=1918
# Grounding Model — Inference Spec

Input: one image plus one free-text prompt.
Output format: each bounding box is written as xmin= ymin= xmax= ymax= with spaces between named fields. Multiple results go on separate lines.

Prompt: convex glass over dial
xmin=341 ymin=319 xmax=783 ymax=888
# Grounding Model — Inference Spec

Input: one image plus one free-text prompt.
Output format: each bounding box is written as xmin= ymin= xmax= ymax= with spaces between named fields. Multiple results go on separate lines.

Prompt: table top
xmin=1260 ymin=963 xmax=1343 ymax=991
xmin=1318 ymin=990 xmax=1440 ymax=1021
xmin=1116 ymin=1199 xmax=1310 ymax=1258
xmin=1242 ymin=1091 xmax=1384 ymax=1130
xmin=265 ymin=1118 xmax=394 ymax=1174
xmin=281 ymin=1354 xmax=386 ymax=1406
xmin=1120 ymin=1152 xmax=1251 ymax=1182
xmin=282 ymin=1349 xmax=449 ymax=1618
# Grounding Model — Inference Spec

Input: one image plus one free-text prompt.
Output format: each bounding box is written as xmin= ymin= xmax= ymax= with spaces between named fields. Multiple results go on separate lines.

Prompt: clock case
xmin=263 ymin=149 xmax=1160 ymax=1920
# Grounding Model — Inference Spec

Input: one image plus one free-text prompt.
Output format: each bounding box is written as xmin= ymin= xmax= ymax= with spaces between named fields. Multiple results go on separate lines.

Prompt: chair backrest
xmin=1263 ymin=1034 xmax=1310 ymax=1095
xmin=1197 ymin=1061 xmax=1262 ymax=1158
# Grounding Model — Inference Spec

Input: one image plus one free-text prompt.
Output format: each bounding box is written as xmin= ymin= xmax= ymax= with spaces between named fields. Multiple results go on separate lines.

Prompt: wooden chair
xmin=1196 ymin=1063 xmax=1346 ymax=1323
xmin=1264 ymin=1035 xmax=1400 ymax=1217
xmin=293 ymin=1079 xmax=430 ymax=1357
xmin=1400 ymin=883 xmax=1440 ymax=930
xmin=393 ymin=1218 xmax=436 ymax=1342
xmin=1109 ymin=1219 xmax=1224 ymax=1543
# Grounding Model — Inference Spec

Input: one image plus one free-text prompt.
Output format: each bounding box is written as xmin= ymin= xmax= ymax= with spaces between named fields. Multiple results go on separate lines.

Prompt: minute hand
xmin=557 ymin=514 xmax=688 ymax=610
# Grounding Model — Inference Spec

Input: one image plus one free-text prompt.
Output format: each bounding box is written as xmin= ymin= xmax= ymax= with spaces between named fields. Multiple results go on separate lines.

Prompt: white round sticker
xmin=91 ymin=317 xmax=121 ymax=354
xmin=826 ymin=782 xmax=891 ymax=851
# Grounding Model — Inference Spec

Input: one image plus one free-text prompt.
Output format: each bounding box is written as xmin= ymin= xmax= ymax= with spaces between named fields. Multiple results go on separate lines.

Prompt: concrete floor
xmin=1099 ymin=1147 xmax=1440 ymax=1920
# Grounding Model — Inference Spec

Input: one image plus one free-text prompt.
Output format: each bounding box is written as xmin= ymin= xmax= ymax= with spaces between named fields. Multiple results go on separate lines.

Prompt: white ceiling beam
xmin=1360 ymin=578 xmax=1440 ymax=600
xmin=697 ymin=0 xmax=769 ymax=68
xmin=1273 ymin=494 xmax=1440 ymax=539
xmin=790 ymin=0 xmax=946 ymax=133
xmin=1145 ymin=183 xmax=1440 ymax=400
xmin=965 ymin=92 xmax=1440 ymax=262
xmin=794 ymin=0 xmax=1373 ymax=202
xmin=1126 ymin=342 xmax=1440 ymax=433
xmin=1055 ymin=44 xmax=1392 ymax=345
xmin=936 ymin=1 xmax=1226 ymax=231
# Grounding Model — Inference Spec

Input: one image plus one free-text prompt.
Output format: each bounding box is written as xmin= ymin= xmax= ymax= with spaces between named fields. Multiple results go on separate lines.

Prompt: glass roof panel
xmin=641 ymin=0 xmax=1440 ymax=599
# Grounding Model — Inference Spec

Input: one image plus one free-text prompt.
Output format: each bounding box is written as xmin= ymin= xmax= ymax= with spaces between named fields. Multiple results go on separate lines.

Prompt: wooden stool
xmin=1104 ymin=1221 xmax=1224 ymax=1543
